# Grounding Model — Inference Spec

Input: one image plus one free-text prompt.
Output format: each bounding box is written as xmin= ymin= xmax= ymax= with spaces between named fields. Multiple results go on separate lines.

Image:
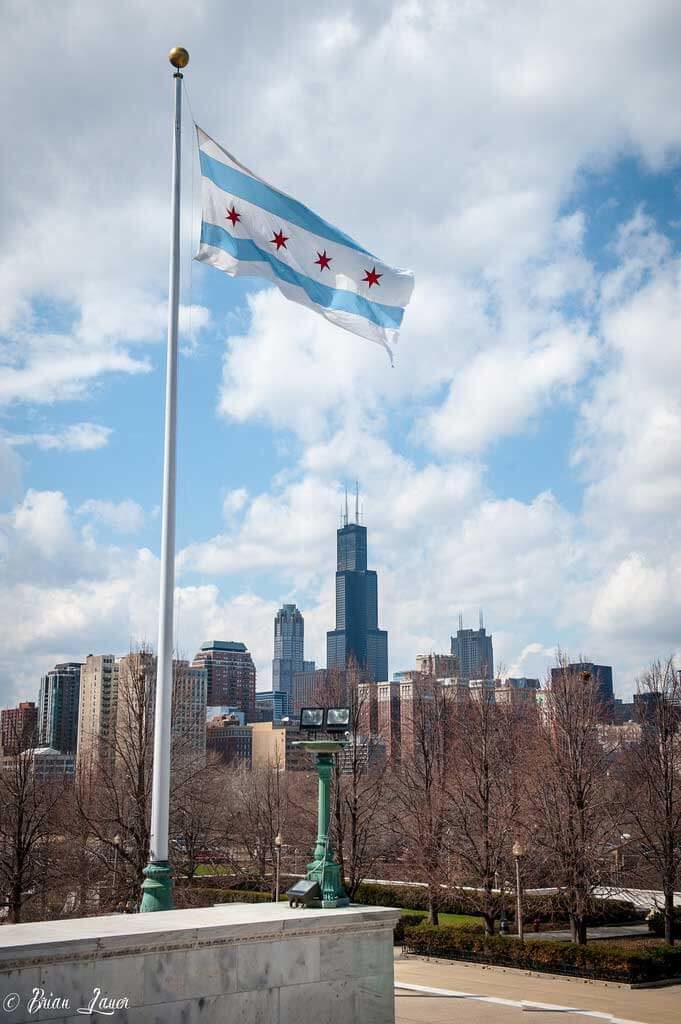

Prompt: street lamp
xmin=274 ymin=832 xmax=283 ymax=903
xmin=291 ymin=708 xmax=352 ymax=909
xmin=112 ymin=833 xmax=122 ymax=901
xmin=614 ymin=833 xmax=631 ymax=885
xmin=512 ymin=839 xmax=526 ymax=942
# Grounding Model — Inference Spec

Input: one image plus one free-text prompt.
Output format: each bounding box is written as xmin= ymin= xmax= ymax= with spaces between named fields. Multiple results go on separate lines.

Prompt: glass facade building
xmin=550 ymin=662 xmax=615 ymax=722
xmin=450 ymin=625 xmax=494 ymax=681
xmin=38 ymin=662 xmax=82 ymax=754
xmin=326 ymin=520 xmax=388 ymax=682
xmin=272 ymin=604 xmax=305 ymax=704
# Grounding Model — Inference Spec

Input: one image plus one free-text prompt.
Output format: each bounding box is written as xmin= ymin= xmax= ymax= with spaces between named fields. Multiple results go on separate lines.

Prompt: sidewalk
xmin=518 ymin=923 xmax=650 ymax=941
xmin=394 ymin=953 xmax=679 ymax=1024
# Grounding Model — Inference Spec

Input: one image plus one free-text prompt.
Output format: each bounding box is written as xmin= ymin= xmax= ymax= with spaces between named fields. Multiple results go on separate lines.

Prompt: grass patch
xmin=436 ymin=912 xmax=483 ymax=928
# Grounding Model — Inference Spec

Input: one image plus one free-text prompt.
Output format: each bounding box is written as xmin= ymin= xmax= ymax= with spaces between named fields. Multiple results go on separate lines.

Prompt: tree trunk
xmin=483 ymin=912 xmax=495 ymax=935
xmin=428 ymin=887 xmax=439 ymax=926
xmin=8 ymin=879 xmax=22 ymax=924
xmin=575 ymin=916 xmax=587 ymax=945
xmin=664 ymin=886 xmax=675 ymax=946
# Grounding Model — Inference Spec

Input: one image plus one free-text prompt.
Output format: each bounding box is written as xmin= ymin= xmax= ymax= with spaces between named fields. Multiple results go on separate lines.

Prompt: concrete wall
xmin=0 ymin=903 xmax=399 ymax=1024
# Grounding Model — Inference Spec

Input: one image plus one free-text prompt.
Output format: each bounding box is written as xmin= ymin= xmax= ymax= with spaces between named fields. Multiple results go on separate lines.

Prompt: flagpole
xmin=140 ymin=45 xmax=189 ymax=913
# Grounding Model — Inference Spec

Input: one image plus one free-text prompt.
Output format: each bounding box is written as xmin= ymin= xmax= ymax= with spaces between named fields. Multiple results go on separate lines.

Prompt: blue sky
xmin=2 ymin=0 xmax=681 ymax=705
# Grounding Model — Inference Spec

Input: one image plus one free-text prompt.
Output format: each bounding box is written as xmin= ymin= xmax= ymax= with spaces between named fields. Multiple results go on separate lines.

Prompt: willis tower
xmin=326 ymin=488 xmax=388 ymax=682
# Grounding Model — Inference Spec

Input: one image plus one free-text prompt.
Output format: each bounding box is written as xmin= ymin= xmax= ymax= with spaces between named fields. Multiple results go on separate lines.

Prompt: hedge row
xmin=353 ymin=882 xmax=641 ymax=927
xmin=179 ymin=887 xmax=273 ymax=906
xmin=403 ymin=924 xmax=681 ymax=983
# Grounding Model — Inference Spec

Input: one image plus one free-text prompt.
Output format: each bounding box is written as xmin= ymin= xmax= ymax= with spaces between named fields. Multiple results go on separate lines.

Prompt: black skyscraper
xmin=326 ymin=499 xmax=388 ymax=682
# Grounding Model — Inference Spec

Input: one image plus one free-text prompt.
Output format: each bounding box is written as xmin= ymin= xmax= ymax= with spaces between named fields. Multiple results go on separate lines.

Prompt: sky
xmin=2 ymin=0 xmax=681 ymax=706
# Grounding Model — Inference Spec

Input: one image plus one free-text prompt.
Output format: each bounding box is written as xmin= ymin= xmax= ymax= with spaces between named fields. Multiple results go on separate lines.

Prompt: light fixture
xmin=326 ymin=707 xmax=351 ymax=731
xmin=512 ymin=839 xmax=526 ymax=858
xmin=300 ymin=707 xmax=324 ymax=730
xmin=274 ymin=832 xmax=283 ymax=848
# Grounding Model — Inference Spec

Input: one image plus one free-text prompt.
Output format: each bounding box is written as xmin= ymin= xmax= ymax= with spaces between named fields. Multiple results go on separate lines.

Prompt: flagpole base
xmin=140 ymin=861 xmax=174 ymax=912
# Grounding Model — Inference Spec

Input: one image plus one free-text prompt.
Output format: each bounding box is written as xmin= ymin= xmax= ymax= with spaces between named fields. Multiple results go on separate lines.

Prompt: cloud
xmin=78 ymin=498 xmax=145 ymax=534
xmin=8 ymin=422 xmax=112 ymax=451
xmin=11 ymin=489 xmax=78 ymax=561
xmin=0 ymin=439 xmax=23 ymax=505
xmin=424 ymin=322 xmax=598 ymax=453
xmin=222 ymin=488 xmax=249 ymax=516
xmin=0 ymin=490 xmax=279 ymax=706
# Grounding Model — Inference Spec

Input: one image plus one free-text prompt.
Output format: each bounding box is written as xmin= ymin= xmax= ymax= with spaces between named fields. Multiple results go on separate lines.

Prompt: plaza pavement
xmin=394 ymin=952 xmax=679 ymax=1024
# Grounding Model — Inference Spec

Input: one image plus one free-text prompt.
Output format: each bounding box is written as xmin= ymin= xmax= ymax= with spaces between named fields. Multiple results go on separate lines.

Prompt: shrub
xmin=179 ymin=886 xmax=274 ymax=907
xmin=647 ymin=908 xmax=681 ymax=939
xmin=393 ymin=911 xmax=428 ymax=945
xmin=403 ymin=924 xmax=681 ymax=983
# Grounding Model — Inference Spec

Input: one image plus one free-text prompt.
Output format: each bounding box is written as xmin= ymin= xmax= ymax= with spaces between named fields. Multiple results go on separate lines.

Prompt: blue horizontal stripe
xmin=199 ymin=151 xmax=374 ymax=258
xmin=199 ymin=221 xmax=404 ymax=331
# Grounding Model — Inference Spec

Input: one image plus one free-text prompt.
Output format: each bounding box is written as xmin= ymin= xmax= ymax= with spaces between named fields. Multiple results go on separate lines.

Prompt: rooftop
xmin=200 ymin=641 xmax=248 ymax=653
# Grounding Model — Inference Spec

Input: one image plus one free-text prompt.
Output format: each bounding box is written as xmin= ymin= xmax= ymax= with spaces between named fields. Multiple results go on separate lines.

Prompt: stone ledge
xmin=0 ymin=904 xmax=400 ymax=971
xmin=0 ymin=904 xmax=399 ymax=1024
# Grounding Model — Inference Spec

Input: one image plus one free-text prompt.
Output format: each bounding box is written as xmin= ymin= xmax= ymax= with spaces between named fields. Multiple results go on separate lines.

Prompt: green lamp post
xmin=293 ymin=736 xmax=350 ymax=908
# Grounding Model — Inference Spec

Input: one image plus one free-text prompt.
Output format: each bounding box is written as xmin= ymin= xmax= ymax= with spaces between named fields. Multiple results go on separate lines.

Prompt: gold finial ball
xmin=169 ymin=47 xmax=189 ymax=69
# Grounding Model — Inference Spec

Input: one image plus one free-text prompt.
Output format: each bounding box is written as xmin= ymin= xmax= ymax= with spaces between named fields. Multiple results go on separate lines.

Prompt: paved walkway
xmin=394 ymin=953 xmax=679 ymax=1024
xmin=519 ymin=924 xmax=650 ymax=941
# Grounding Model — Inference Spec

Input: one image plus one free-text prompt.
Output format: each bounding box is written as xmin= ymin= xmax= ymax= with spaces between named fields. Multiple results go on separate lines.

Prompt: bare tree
xmin=226 ymin=756 xmax=288 ymax=893
xmin=0 ymin=723 xmax=67 ymax=923
xmin=446 ymin=692 xmax=525 ymax=934
xmin=75 ymin=646 xmax=211 ymax=906
xmin=75 ymin=647 xmax=155 ymax=903
xmin=526 ymin=657 xmax=617 ymax=944
xmin=391 ymin=675 xmax=454 ymax=925
xmin=620 ymin=657 xmax=681 ymax=944
xmin=327 ymin=665 xmax=389 ymax=899
xmin=169 ymin=760 xmax=227 ymax=885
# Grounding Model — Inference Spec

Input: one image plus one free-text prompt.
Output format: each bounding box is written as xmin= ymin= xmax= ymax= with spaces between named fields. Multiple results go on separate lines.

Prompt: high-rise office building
xmin=326 ymin=495 xmax=388 ymax=682
xmin=192 ymin=641 xmax=256 ymax=721
xmin=550 ymin=662 xmax=614 ymax=722
xmin=450 ymin=615 xmax=494 ymax=681
xmin=38 ymin=662 xmax=82 ymax=753
xmin=272 ymin=604 xmax=305 ymax=703
xmin=172 ymin=660 xmax=208 ymax=762
xmin=1 ymin=702 xmax=38 ymax=755
xmin=115 ymin=652 xmax=208 ymax=765
xmin=77 ymin=654 xmax=118 ymax=774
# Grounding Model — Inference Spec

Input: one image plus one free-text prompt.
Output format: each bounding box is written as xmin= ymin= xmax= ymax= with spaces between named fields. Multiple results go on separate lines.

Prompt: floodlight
xmin=300 ymin=707 xmax=324 ymax=730
xmin=326 ymin=707 xmax=350 ymax=731
xmin=287 ymin=878 xmax=320 ymax=908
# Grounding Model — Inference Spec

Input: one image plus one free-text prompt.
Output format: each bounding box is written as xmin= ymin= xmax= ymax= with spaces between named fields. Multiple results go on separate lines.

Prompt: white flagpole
xmin=140 ymin=46 xmax=189 ymax=913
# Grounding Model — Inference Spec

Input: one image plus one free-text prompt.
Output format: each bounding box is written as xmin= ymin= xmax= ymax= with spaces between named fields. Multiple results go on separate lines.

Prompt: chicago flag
xmin=195 ymin=127 xmax=415 ymax=361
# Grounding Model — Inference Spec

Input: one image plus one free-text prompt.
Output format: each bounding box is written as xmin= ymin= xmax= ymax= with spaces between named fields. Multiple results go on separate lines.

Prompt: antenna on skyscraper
xmin=360 ymin=501 xmax=364 ymax=524
xmin=344 ymin=486 xmax=349 ymax=527
xmin=458 ymin=611 xmax=463 ymax=631
xmin=355 ymin=480 xmax=359 ymax=523
xmin=479 ymin=608 xmax=484 ymax=630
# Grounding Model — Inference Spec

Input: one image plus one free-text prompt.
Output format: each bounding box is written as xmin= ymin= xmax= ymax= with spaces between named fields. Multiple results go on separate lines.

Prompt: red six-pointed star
xmin=314 ymin=250 xmax=332 ymax=271
xmin=362 ymin=266 xmax=382 ymax=288
xmin=226 ymin=204 xmax=241 ymax=226
xmin=270 ymin=229 xmax=289 ymax=251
